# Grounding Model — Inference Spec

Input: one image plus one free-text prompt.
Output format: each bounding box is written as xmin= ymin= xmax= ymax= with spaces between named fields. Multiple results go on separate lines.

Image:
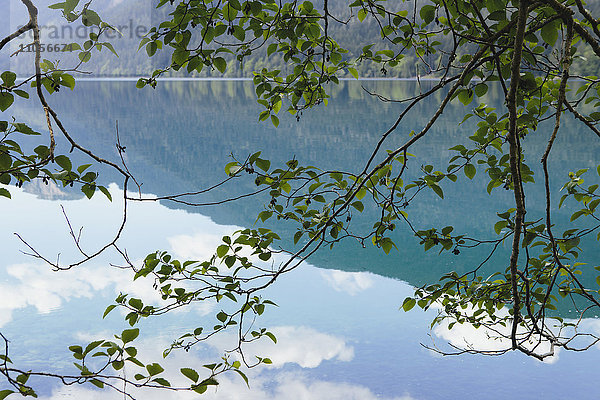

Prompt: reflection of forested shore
xmin=10 ymin=81 xmax=600 ymax=304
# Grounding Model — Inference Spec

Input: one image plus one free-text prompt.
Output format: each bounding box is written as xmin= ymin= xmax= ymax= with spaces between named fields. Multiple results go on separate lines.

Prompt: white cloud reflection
xmin=207 ymin=325 xmax=354 ymax=369
xmin=0 ymin=262 xmax=120 ymax=326
xmin=0 ymin=257 xmax=216 ymax=328
xmin=168 ymin=231 xmax=235 ymax=261
xmin=431 ymin=308 xmax=565 ymax=363
xmin=37 ymin=375 xmax=417 ymax=400
xmin=0 ymin=185 xmax=234 ymax=328
xmin=37 ymin=331 xmax=411 ymax=400
xmin=320 ymin=270 xmax=374 ymax=295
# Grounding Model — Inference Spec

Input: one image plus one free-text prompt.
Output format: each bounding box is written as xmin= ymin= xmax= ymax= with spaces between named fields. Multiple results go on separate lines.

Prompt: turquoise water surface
xmin=1 ymin=80 xmax=599 ymax=399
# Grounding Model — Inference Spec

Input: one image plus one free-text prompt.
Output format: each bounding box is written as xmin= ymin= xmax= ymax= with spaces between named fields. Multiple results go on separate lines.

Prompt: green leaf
xmin=112 ymin=360 xmax=124 ymax=370
xmin=1 ymin=71 xmax=17 ymax=86
xmin=63 ymin=0 xmax=80 ymax=13
xmin=76 ymin=164 xmax=91 ymax=174
xmin=146 ymin=42 xmax=158 ymax=57
xmin=0 ymin=188 xmax=12 ymax=199
xmin=380 ymin=237 xmax=395 ymax=254
xmin=487 ymin=179 xmax=500 ymax=194
xmin=89 ymin=379 xmax=104 ymax=388
xmin=424 ymin=239 xmax=435 ymax=251
xmin=214 ymin=57 xmax=227 ymax=74
xmin=441 ymin=226 xmax=454 ymax=236
xmin=430 ymin=184 xmax=444 ymax=199
xmin=0 ymin=355 xmax=12 ymax=364
xmin=181 ymin=368 xmax=199 ymax=383
xmin=255 ymin=303 xmax=265 ymax=315
xmin=194 ymin=385 xmax=208 ymax=394
xmin=348 ymin=67 xmax=358 ymax=79
xmin=0 ymin=93 xmax=14 ymax=112
xmin=48 ymin=2 xmax=66 ymax=9
xmin=153 ymin=377 xmax=171 ymax=386
xmin=13 ymin=90 xmax=28 ymax=99
xmin=474 ymin=83 xmax=488 ymax=97
xmin=541 ymin=21 xmax=558 ymax=46
xmin=129 ymin=297 xmax=143 ymax=310
xmin=420 ymin=5 xmax=436 ymax=24
xmin=216 ymin=244 xmax=229 ymax=258
xmin=102 ymin=42 xmax=118 ymax=57
xmin=258 ymin=110 xmax=269 ymax=121
xmin=464 ymin=163 xmax=476 ymax=179
xmin=0 ymin=152 xmax=11 ymax=169
xmin=54 ymin=155 xmax=72 ymax=171
xmin=521 ymin=231 xmax=536 ymax=247
xmin=330 ymin=52 xmax=342 ymax=64
xmin=570 ymin=209 xmax=586 ymax=221
xmin=271 ymin=114 xmax=279 ymax=127
xmin=357 ymin=8 xmax=367 ymax=22
xmin=234 ymin=369 xmax=249 ymax=387
xmin=355 ymin=187 xmax=367 ymax=200
xmin=225 ymin=161 xmax=242 ymax=176
xmin=121 ymin=328 xmax=139 ymax=343
xmin=82 ymin=184 xmax=96 ymax=199
xmin=0 ymin=390 xmax=14 ymax=400
xmin=79 ymin=51 xmax=92 ymax=63
xmin=84 ymin=340 xmax=103 ymax=355
xmin=457 ymin=89 xmax=473 ymax=105
xmin=172 ymin=49 xmax=190 ymax=66
xmin=265 ymin=331 xmax=277 ymax=343
xmin=216 ymin=311 xmax=228 ymax=322
xmin=15 ymin=123 xmax=38 ymax=135
xmin=351 ymin=201 xmax=364 ymax=212
xmin=255 ymin=158 xmax=270 ymax=171
xmin=61 ymin=74 xmax=76 ymax=90
xmin=98 ymin=186 xmax=112 ymax=201
xmin=401 ymin=297 xmax=416 ymax=311
xmin=280 ymin=182 xmax=291 ymax=193
xmin=146 ymin=363 xmax=164 ymax=376
xmin=82 ymin=9 xmax=101 ymax=26
xmin=16 ymin=374 xmax=29 ymax=385
xmin=223 ymin=2 xmax=239 ymax=21
xmin=125 ymin=346 xmax=137 ymax=357
xmin=494 ymin=220 xmax=507 ymax=235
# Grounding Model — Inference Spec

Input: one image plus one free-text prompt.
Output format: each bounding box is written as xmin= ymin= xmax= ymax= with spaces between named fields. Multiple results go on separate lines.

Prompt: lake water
xmin=1 ymin=80 xmax=599 ymax=399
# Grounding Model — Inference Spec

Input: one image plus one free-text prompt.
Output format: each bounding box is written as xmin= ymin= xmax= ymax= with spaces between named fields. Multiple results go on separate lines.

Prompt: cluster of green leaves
xmin=73 ymin=229 xmax=283 ymax=392
xmin=0 ymin=118 xmax=111 ymax=200
xmin=48 ymin=0 xmax=118 ymax=62
xmin=228 ymin=152 xmax=400 ymax=251
xmin=137 ymin=0 xmax=366 ymax=123
xmin=0 ymin=0 xmax=124 ymax=203
xmin=8 ymin=0 xmax=600 ymax=396
xmin=0 ymin=353 xmax=37 ymax=399
xmin=65 ymin=325 xmax=248 ymax=394
xmin=559 ymin=167 xmax=600 ymax=242
xmin=402 ymin=162 xmax=600 ymax=339
xmin=224 ymin=150 xmax=477 ymax=257
xmin=187 ymin=0 xmax=600 ymax=358
xmin=0 ymin=72 xmax=29 ymax=112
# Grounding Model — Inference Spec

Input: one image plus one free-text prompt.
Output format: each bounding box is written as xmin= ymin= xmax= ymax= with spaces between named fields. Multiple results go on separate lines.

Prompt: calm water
xmin=1 ymin=80 xmax=599 ymax=399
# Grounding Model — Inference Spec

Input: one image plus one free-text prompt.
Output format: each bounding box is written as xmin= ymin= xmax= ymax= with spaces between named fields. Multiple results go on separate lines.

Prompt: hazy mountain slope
xmin=2 ymin=0 xmax=600 ymax=77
